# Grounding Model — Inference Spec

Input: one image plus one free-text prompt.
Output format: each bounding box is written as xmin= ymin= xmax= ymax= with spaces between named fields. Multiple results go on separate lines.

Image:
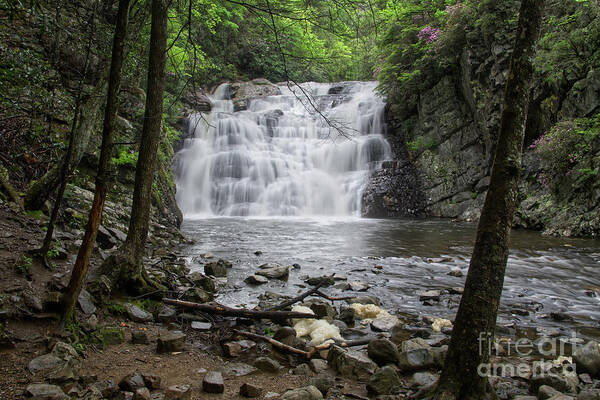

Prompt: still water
xmin=181 ymin=217 xmax=600 ymax=337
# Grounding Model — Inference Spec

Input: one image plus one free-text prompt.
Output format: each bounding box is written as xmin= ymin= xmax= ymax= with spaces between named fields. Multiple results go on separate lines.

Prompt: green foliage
xmin=106 ymin=302 xmax=126 ymax=316
xmin=406 ymin=136 xmax=439 ymax=152
xmin=15 ymin=255 xmax=32 ymax=275
xmin=46 ymin=248 xmax=59 ymax=259
xmin=112 ymin=150 xmax=139 ymax=167
xmin=25 ymin=210 xmax=45 ymax=219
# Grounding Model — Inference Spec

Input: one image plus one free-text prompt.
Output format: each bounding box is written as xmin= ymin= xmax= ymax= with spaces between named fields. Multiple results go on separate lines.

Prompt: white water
xmin=174 ymin=81 xmax=392 ymax=217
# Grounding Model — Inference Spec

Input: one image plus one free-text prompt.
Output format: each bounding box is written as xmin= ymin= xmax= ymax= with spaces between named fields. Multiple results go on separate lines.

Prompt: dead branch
xmin=267 ymin=274 xmax=335 ymax=311
xmin=233 ymin=329 xmax=311 ymax=357
xmin=162 ymin=298 xmax=317 ymax=320
xmin=306 ymin=338 xmax=373 ymax=358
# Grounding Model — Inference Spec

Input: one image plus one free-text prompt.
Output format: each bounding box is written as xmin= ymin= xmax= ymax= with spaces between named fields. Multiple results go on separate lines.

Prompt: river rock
xmin=367 ymin=338 xmax=400 ymax=366
xmin=244 ymin=274 xmax=269 ymax=285
xmin=418 ymin=290 xmax=441 ymax=301
xmin=447 ymin=269 xmax=464 ymax=277
xmin=309 ymin=359 xmax=328 ymax=373
xmin=124 ymin=303 xmax=153 ymax=323
xmin=119 ymin=372 xmax=146 ymax=392
xmin=240 ymin=383 xmax=263 ymax=398
xmin=574 ymin=341 xmax=600 ymax=377
xmin=399 ymin=338 xmax=430 ymax=352
xmin=191 ymin=321 xmax=212 ymax=331
xmin=274 ymin=326 xmax=297 ymax=341
xmin=366 ymin=365 xmax=402 ymax=395
xmin=345 ymin=296 xmax=380 ymax=305
xmin=157 ymin=332 xmax=186 ymax=353
xmin=397 ymin=348 xmax=435 ymax=372
xmin=327 ymin=345 xmax=378 ymax=380
xmin=293 ymin=363 xmax=313 ymax=375
xmin=280 ymin=386 xmax=323 ymax=400
xmin=308 ymin=376 xmax=335 ymax=396
xmin=308 ymin=300 xmax=337 ymax=319
xmin=133 ymin=387 xmax=151 ymax=400
xmin=347 ymin=281 xmax=370 ymax=292
xmin=204 ymin=261 xmax=228 ymax=277
xmin=25 ymin=384 xmax=68 ymax=399
xmin=371 ymin=316 xmax=398 ymax=332
xmin=411 ymin=371 xmax=439 ymax=387
xmin=77 ymin=289 xmax=96 ymax=315
xmin=256 ymin=264 xmax=289 ymax=280
xmin=165 ymin=385 xmax=191 ymax=400
xmin=254 ymin=357 xmax=281 ymax=372
xmin=339 ymin=307 xmax=356 ymax=326
xmin=203 ymin=371 xmax=225 ymax=393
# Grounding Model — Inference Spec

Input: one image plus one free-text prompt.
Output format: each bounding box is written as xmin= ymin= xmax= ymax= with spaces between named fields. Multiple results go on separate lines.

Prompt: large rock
xmin=397 ymin=348 xmax=435 ymax=372
xmin=165 ymin=385 xmax=191 ymax=400
xmin=366 ymin=365 xmax=402 ymax=395
xmin=202 ymin=371 xmax=224 ymax=393
xmin=204 ymin=260 xmax=229 ymax=277
xmin=244 ymin=274 xmax=268 ymax=285
xmin=308 ymin=376 xmax=335 ymax=396
xmin=157 ymin=332 xmax=186 ymax=353
xmin=254 ymin=357 xmax=281 ymax=372
xmin=240 ymin=383 xmax=263 ymax=398
xmin=280 ymin=386 xmax=323 ymax=400
xmin=25 ymin=384 xmax=68 ymax=399
xmin=530 ymin=372 xmax=578 ymax=394
xmin=327 ymin=345 xmax=378 ymax=381
xmin=367 ymin=338 xmax=399 ymax=366
xmin=118 ymin=372 xmax=146 ymax=392
xmin=124 ymin=303 xmax=153 ymax=323
xmin=574 ymin=341 xmax=600 ymax=378
xmin=231 ymin=79 xmax=281 ymax=102
xmin=28 ymin=342 xmax=79 ymax=383
xmin=77 ymin=289 xmax=96 ymax=315
xmin=256 ymin=264 xmax=290 ymax=280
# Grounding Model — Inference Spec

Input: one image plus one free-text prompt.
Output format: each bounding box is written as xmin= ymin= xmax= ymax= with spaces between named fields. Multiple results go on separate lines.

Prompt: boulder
xmin=77 ymin=289 xmax=96 ymax=315
xmin=397 ymin=348 xmax=435 ymax=372
xmin=119 ymin=372 xmax=146 ymax=392
xmin=25 ymin=384 xmax=68 ymax=399
xmin=202 ymin=371 xmax=225 ymax=393
xmin=530 ymin=372 xmax=578 ymax=394
xmin=254 ymin=357 xmax=281 ymax=372
xmin=91 ymin=380 xmax=118 ymax=398
xmin=133 ymin=388 xmax=151 ymax=400
xmin=280 ymin=386 xmax=323 ymax=400
xmin=366 ymin=365 xmax=402 ymax=395
xmin=244 ymin=275 xmax=269 ymax=285
xmin=256 ymin=264 xmax=289 ymax=280
xmin=292 ymin=363 xmax=313 ymax=375
xmin=157 ymin=332 xmax=186 ymax=353
xmin=411 ymin=371 xmax=439 ymax=388
xmin=308 ymin=300 xmax=337 ymax=319
xmin=231 ymin=79 xmax=281 ymax=101
xmin=165 ymin=385 xmax=191 ymax=400
xmin=28 ymin=342 xmax=79 ymax=383
xmin=327 ymin=345 xmax=378 ymax=381
xmin=124 ymin=303 xmax=153 ymax=323
xmin=539 ymin=385 xmax=562 ymax=399
xmin=574 ymin=341 xmax=600 ymax=378
xmin=157 ymin=305 xmax=177 ymax=322
xmin=274 ymin=327 xmax=297 ymax=341
xmin=142 ymin=373 xmax=162 ymax=390
xmin=240 ymin=383 xmax=263 ymax=398
xmin=308 ymin=376 xmax=335 ymax=396
xmin=399 ymin=338 xmax=431 ymax=353
xmin=204 ymin=261 xmax=228 ymax=277
xmin=309 ymin=359 xmax=328 ymax=373
xmin=367 ymin=338 xmax=400 ymax=366
xmin=578 ymin=390 xmax=600 ymax=400
xmin=371 ymin=316 xmax=398 ymax=332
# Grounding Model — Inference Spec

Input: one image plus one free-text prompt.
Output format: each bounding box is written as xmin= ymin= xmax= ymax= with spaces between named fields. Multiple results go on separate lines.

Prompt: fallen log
xmin=233 ymin=329 xmax=311 ymax=358
xmin=162 ymin=298 xmax=316 ymax=320
xmin=268 ymin=274 xmax=335 ymax=311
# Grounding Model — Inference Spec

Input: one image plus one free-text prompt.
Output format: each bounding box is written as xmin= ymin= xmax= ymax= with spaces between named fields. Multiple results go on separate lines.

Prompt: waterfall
xmin=174 ymin=81 xmax=392 ymax=217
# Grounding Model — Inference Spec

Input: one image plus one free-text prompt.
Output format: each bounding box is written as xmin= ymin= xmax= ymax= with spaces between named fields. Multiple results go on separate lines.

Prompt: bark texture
xmin=100 ymin=0 xmax=168 ymax=294
xmin=431 ymin=1 xmax=545 ymax=399
xmin=61 ymin=0 xmax=131 ymax=322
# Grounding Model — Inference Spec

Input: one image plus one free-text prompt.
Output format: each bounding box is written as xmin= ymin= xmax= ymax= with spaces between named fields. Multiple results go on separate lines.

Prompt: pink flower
xmin=418 ymin=26 xmax=441 ymax=44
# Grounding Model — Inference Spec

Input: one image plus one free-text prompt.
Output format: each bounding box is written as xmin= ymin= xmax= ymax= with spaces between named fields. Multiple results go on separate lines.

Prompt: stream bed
xmin=181 ymin=217 xmax=600 ymax=339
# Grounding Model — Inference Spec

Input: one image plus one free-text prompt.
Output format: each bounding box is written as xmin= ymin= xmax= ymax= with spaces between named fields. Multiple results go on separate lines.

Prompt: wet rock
xmin=240 ymin=383 xmax=263 ymax=398
xmin=539 ymin=385 xmax=562 ymax=399
xmin=133 ymin=387 xmax=151 ymax=400
xmin=327 ymin=345 xmax=378 ymax=380
xmin=119 ymin=372 xmax=146 ymax=392
xmin=308 ymin=376 xmax=335 ymax=396
xmin=347 ymin=281 xmax=370 ymax=292
xmin=191 ymin=321 xmax=212 ymax=331
xmin=309 ymin=359 xmax=328 ymax=373
xmin=204 ymin=260 xmax=228 ymax=277
xmin=131 ymin=331 xmax=149 ymax=345
xmin=256 ymin=264 xmax=290 ymax=280
xmin=368 ymin=339 xmax=399 ymax=366
xmin=397 ymin=348 xmax=435 ymax=372
xmin=305 ymin=276 xmax=335 ymax=286
xmin=244 ymin=275 xmax=268 ymax=285
xmin=157 ymin=332 xmax=186 ymax=353
xmin=280 ymin=386 xmax=323 ymax=400
xmin=293 ymin=363 xmax=313 ymax=375
xmin=448 ymin=287 xmax=464 ymax=295
xmin=371 ymin=317 xmax=398 ymax=332
xmin=254 ymin=357 xmax=281 ymax=372
xmin=447 ymin=269 xmax=464 ymax=277
xmin=399 ymin=338 xmax=430 ymax=353
xmin=345 ymin=296 xmax=380 ymax=306
xmin=339 ymin=307 xmax=356 ymax=326
xmin=142 ymin=373 xmax=162 ymax=390
xmin=418 ymin=290 xmax=441 ymax=302
xmin=25 ymin=384 xmax=68 ymax=399
xmin=366 ymin=366 xmax=402 ymax=395
xmin=308 ymin=300 xmax=337 ymax=319
xmin=574 ymin=341 xmax=600 ymax=378
xmin=203 ymin=371 xmax=225 ymax=393
xmin=411 ymin=371 xmax=439 ymax=387
xmin=157 ymin=305 xmax=177 ymax=322
xmin=165 ymin=385 xmax=191 ymax=400
xmin=124 ymin=303 xmax=153 ymax=323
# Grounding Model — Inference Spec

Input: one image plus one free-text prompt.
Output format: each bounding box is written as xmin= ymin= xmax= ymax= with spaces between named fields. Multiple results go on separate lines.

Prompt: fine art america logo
xmin=477 ymin=331 xmax=589 ymax=378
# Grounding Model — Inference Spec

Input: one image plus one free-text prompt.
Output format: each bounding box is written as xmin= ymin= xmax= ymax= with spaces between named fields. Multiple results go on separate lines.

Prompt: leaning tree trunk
xmin=100 ymin=0 xmax=168 ymax=294
xmin=61 ymin=0 xmax=131 ymax=322
xmin=431 ymin=1 xmax=544 ymax=399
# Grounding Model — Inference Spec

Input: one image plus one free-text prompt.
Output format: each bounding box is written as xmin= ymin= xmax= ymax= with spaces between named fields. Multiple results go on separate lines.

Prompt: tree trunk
xmin=100 ymin=0 xmax=168 ymax=294
xmin=61 ymin=0 xmax=131 ymax=323
xmin=0 ymin=163 xmax=23 ymax=209
xmin=431 ymin=1 xmax=544 ymax=399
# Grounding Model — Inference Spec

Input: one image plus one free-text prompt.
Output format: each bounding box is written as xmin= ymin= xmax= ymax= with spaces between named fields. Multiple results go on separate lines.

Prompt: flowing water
xmin=175 ymin=81 xmax=600 ymax=339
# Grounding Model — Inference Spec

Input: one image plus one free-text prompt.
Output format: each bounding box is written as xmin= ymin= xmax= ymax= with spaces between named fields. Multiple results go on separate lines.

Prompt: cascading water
xmin=174 ymin=81 xmax=392 ymax=217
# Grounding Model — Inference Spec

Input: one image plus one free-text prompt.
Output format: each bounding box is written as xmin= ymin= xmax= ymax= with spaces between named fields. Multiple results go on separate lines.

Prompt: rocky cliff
xmin=366 ymin=2 xmax=600 ymax=237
